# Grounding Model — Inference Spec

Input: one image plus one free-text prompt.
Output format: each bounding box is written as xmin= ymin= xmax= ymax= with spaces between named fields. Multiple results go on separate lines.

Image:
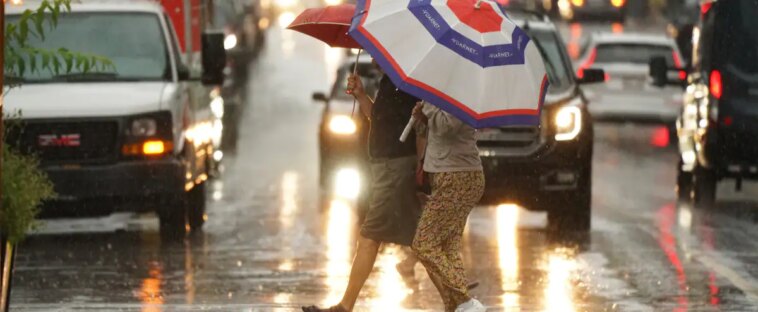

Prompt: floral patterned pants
xmin=412 ymin=171 xmax=485 ymax=312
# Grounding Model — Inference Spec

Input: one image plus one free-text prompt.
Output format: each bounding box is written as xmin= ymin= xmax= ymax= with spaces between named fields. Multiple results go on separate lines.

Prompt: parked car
xmin=477 ymin=12 xmax=605 ymax=232
xmin=4 ymin=1 xmax=226 ymax=233
xmin=650 ymin=0 xmax=758 ymax=206
xmin=312 ymin=56 xmax=380 ymax=207
xmin=577 ymin=33 xmax=685 ymax=125
xmin=557 ymin=0 xmax=626 ymax=21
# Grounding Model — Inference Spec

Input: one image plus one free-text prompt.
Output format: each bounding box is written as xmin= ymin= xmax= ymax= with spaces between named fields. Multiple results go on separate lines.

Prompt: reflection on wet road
xmin=9 ymin=15 xmax=758 ymax=312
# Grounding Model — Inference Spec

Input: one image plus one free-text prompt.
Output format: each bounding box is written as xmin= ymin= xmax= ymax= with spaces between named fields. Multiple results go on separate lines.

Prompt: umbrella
xmin=287 ymin=4 xmax=360 ymax=49
xmin=348 ymin=0 xmax=549 ymax=139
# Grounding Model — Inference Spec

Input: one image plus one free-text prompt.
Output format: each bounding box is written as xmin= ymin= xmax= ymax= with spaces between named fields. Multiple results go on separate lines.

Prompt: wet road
xmin=9 ymin=16 xmax=758 ymax=312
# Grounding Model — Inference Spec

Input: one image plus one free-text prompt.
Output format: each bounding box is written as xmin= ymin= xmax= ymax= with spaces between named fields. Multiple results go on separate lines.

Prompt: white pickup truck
xmin=4 ymin=1 xmax=226 ymax=233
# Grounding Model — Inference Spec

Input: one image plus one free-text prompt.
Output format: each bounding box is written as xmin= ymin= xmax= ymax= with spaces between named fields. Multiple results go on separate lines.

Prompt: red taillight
xmin=701 ymin=2 xmax=713 ymax=16
xmin=577 ymin=48 xmax=597 ymax=79
xmin=722 ymin=116 xmax=733 ymax=126
xmin=672 ymin=51 xmax=686 ymax=80
xmin=604 ymin=73 xmax=610 ymax=81
xmin=710 ymin=70 xmax=722 ymax=99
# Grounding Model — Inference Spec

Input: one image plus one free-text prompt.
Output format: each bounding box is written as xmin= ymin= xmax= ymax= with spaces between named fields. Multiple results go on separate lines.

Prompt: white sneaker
xmin=454 ymin=298 xmax=486 ymax=312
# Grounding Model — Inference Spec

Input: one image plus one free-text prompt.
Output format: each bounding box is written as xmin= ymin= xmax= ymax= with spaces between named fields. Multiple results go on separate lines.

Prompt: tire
xmin=159 ymin=182 xmax=207 ymax=235
xmin=676 ymin=160 xmax=693 ymax=200
xmin=548 ymin=166 xmax=592 ymax=233
xmin=693 ymin=166 xmax=717 ymax=207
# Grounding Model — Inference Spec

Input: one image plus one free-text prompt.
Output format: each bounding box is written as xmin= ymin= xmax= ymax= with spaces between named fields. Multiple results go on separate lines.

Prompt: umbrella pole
xmin=351 ymin=50 xmax=361 ymax=117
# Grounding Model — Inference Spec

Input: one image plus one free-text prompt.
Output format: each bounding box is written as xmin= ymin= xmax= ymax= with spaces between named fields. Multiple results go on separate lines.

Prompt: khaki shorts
xmin=360 ymin=156 xmax=421 ymax=246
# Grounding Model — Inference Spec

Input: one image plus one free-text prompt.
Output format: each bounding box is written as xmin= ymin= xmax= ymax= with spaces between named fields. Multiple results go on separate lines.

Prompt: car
xmin=477 ymin=12 xmax=605 ymax=232
xmin=312 ymin=55 xmax=381 ymax=214
xmin=650 ymin=0 xmax=758 ymax=206
xmin=209 ymin=0 xmax=268 ymax=152
xmin=577 ymin=33 xmax=685 ymax=125
xmin=4 ymin=1 xmax=226 ymax=233
xmin=557 ymin=0 xmax=627 ymax=21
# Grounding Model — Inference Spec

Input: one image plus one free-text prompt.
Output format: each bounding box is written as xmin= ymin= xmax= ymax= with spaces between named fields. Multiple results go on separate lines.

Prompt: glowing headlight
xmin=328 ymin=115 xmax=357 ymax=135
xmin=224 ymin=34 xmax=238 ymax=50
xmin=554 ymin=106 xmax=582 ymax=141
xmin=131 ymin=118 xmax=157 ymax=137
xmin=324 ymin=0 xmax=342 ymax=4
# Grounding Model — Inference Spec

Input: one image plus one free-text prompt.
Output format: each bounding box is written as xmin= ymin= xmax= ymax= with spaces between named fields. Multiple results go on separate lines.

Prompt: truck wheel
xmin=186 ymin=182 xmax=207 ymax=230
xmin=548 ymin=166 xmax=592 ymax=233
xmin=693 ymin=166 xmax=717 ymax=207
xmin=676 ymin=160 xmax=693 ymax=200
xmin=159 ymin=182 xmax=207 ymax=235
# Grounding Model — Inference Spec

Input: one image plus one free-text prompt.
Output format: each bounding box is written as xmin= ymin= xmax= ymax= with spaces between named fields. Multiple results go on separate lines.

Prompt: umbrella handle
xmin=399 ymin=116 xmax=416 ymax=142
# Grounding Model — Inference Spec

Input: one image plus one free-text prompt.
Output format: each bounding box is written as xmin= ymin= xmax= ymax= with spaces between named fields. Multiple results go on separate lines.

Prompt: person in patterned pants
xmin=411 ymin=102 xmax=486 ymax=312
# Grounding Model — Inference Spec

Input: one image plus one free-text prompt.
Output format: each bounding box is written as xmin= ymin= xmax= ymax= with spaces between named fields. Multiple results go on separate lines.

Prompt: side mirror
xmin=201 ymin=31 xmax=227 ymax=86
xmin=177 ymin=64 xmax=190 ymax=81
xmin=312 ymin=92 xmax=328 ymax=102
xmin=578 ymin=68 xmax=606 ymax=84
xmin=649 ymin=56 xmax=668 ymax=88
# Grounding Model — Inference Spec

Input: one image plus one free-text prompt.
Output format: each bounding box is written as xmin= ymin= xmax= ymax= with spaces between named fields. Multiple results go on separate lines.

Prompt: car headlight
xmin=554 ymin=106 xmax=582 ymax=141
xmin=328 ymin=115 xmax=357 ymax=135
xmin=131 ymin=118 xmax=157 ymax=137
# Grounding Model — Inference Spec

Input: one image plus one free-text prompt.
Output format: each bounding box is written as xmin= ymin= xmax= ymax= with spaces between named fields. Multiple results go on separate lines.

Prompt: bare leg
xmin=338 ymin=235 xmax=381 ymax=311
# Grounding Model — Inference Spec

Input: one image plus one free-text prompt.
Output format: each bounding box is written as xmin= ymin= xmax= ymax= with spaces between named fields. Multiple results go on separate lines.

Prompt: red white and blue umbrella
xmin=349 ymin=0 xmax=549 ymax=130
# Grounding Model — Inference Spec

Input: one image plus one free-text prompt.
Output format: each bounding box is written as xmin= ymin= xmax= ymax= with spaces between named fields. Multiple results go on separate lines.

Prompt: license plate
xmin=38 ymin=134 xmax=81 ymax=147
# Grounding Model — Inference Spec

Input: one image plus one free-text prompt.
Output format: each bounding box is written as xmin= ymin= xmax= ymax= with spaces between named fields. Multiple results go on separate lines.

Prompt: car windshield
xmin=526 ymin=29 xmax=574 ymax=92
xmin=594 ymin=43 xmax=676 ymax=66
xmin=715 ymin=0 xmax=758 ymax=74
xmin=7 ymin=13 xmax=169 ymax=82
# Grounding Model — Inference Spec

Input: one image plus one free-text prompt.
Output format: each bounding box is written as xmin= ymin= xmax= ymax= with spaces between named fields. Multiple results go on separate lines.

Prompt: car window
xmin=6 ymin=13 xmax=169 ymax=82
xmin=714 ymin=0 xmax=758 ymax=74
xmin=525 ymin=29 xmax=573 ymax=92
xmin=594 ymin=43 xmax=676 ymax=66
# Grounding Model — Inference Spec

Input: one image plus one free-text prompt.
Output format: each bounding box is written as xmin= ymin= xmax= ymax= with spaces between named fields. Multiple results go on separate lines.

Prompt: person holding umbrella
xmin=302 ymin=65 xmax=423 ymax=312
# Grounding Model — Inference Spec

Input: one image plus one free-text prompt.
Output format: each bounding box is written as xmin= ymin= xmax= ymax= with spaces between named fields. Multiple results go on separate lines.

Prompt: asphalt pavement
xmin=8 ymin=16 xmax=758 ymax=312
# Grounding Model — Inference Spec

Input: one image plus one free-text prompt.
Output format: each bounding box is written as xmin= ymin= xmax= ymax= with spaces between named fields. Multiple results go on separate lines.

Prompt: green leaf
xmin=41 ymin=51 xmax=51 ymax=70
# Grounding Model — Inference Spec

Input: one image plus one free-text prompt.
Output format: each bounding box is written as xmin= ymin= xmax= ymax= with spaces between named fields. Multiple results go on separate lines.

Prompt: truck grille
xmin=477 ymin=126 xmax=543 ymax=156
xmin=6 ymin=120 xmax=119 ymax=165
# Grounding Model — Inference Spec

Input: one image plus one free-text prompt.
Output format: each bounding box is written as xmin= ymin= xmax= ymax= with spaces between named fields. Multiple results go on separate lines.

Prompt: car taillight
xmin=571 ymin=0 xmax=584 ymax=7
xmin=577 ymin=48 xmax=596 ymax=79
xmin=672 ymin=51 xmax=686 ymax=80
xmin=701 ymin=2 xmax=713 ymax=16
xmin=710 ymin=70 xmax=722 ymax=99
xmin=611 ymin=0 xmax=625 ymax=8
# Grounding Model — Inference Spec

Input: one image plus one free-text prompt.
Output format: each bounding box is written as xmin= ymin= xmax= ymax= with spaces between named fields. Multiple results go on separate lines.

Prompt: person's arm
xmin=347 ymin=74 xmax=374 ymax=119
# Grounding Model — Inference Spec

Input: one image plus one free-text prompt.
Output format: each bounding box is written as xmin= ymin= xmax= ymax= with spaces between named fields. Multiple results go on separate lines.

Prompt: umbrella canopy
xmin=287 ymin=4 xmax=361 ymax=49
xmin=349 ymin=0 xmax=549 ymax=128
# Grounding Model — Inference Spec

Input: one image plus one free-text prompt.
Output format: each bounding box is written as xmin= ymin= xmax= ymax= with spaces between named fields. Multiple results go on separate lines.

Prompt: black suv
xmin=651 ymin=0 xmax=758 ymax=206
xmin=478 ymin=13 xmax=604 ymax=232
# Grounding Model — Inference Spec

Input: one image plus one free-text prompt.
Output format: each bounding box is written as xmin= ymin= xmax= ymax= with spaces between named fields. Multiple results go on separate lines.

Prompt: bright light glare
xmin=329 ymin=115 xmax=357 ymax=135
xmin=334 ymin=168 xmax=360 ymax=200
xmin=570 ymin=0 xmax=584 ymax=7
xmin=223 ymin=34 xmax=238 ymax=50
xmin=555 ymin=106 xmax=582 ymax=141
xmin=611 ymin=0 xmax=625 ymax=7
xmin=278 ymin=12 xmax=296 ymax=27
xmin=210 ymin=96 xmax=224 ymax=118
xmin=324 ymin=0 xmax=342 ymax=5
xmin=544 ymin=251 xmax=577 ymax=312
xmin=682 ymin=150 xmax=696 ymax=165
xmin=324 ymin=199 xmax=355 ymax=304
xmin=213 ymin=150 xmax=224 ymax=162
xmin=496 ymin=204 xmax=520 ymax=308
xmin=275 ymin=0 xmax=297 ymax=8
